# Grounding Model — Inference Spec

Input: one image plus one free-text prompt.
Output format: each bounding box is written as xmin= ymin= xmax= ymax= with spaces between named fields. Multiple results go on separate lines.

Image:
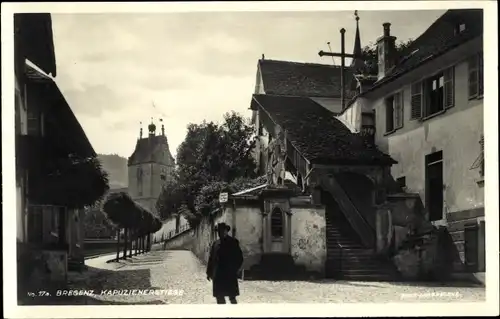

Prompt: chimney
xmin=376 ymin=22 xmax=397 ymax=80
xmin=383 ymin=22 xmax=391 ymax=36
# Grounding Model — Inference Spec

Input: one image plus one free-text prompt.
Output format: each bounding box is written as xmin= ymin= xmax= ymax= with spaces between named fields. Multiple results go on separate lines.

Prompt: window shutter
xmin=394 ymin=92 xmax=404 ymax=129
xmin=410 ymin=82 xmax=423 ymax=120
xmin=468 ymin=55 xmax=479 ymax=98
xmin=444 ymin=67 xmax=455 ymax=109
xmin=385 ymin=97 xmax=394 ymax=132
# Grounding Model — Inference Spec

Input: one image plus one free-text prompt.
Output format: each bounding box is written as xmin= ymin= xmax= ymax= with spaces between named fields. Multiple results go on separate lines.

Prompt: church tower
xmin=127 ymin=118 xmax=175 ymax=214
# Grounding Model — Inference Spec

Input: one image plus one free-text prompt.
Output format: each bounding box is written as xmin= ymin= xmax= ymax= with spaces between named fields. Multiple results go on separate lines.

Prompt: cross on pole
xmin=319 ymin=29 xmax=363 ymax=110
xmin=318 ymin=11 xmax=364 ymax=110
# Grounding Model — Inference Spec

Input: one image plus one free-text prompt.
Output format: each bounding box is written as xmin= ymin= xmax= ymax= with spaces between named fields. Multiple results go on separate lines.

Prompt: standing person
xmin=206 ymin=222 xmax=244 ymax=304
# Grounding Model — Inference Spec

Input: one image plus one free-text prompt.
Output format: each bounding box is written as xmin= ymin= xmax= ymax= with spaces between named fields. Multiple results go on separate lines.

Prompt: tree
xmin=28 ymin=153 xmax=109 ymax=209
xmin=156 ymin=112 xmax=258 ymax=226
xmin=156 ymin=178 xmax=185 ymax=220
xmin=102 ymin=192 xmax=161 ymax=260
xmin=359 ymin=39 xmax=414 ymax=75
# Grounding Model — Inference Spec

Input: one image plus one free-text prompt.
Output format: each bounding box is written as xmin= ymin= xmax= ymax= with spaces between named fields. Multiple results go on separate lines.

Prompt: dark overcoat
xmin=206 ymin=236 xmax=244 ymax=297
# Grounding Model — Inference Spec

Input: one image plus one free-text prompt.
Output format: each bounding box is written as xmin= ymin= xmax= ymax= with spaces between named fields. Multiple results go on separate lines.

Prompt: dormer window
xmin=455 ymin=23 xmax=466 ymax=35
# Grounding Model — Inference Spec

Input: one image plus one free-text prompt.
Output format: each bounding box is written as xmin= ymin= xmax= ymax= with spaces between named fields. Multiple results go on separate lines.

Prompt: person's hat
xmin=215 ymin=222 xmax=230 ymax=231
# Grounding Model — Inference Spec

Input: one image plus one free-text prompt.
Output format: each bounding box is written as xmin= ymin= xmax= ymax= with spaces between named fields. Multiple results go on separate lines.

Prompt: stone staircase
xmin=243 ymin=253 xmax=319 ymax=281
xmin=324 ymin=193 xmax=401 ymax=281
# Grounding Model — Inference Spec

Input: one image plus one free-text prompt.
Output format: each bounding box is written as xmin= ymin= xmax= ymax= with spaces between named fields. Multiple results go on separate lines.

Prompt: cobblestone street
xmin=58 ymin=250 xmax=487 ymax=305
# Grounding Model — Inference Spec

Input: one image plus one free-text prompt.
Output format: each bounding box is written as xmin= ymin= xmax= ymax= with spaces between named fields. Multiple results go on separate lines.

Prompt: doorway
xmin=426 ymin=151 xmax=444 ymax=222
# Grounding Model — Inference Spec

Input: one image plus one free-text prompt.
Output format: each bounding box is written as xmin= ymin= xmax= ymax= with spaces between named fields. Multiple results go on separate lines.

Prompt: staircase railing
xmin=321 ymin=175 xmax=375 ymax=249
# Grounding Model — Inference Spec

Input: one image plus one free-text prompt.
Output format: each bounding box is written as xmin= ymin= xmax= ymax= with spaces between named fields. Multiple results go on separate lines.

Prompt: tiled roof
xmin=370 ymin=9 xmax=483 ymax=90
xmin=252 ymin=94 xmax=396 ymax=165
xmin=25 ymin=64 xmax=96 ymax=159
xmin=258 ymin=59 xmax=357 ymax=98
xmin=128 ymin=135 xmax=175 ymax=166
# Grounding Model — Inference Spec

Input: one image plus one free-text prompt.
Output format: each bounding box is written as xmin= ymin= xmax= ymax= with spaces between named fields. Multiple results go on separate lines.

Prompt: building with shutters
xmin=341 ymin=9 xmax=485 ymax=274
xmin=160 ymin=9 xmax=485 ymax=281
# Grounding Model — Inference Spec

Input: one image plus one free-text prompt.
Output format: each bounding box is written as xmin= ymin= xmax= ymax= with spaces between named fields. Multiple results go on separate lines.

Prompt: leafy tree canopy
xmin=359 ymin=39 xmax=414 ymax=75
xmin=157 ymin=112 xmax=259 ymax=226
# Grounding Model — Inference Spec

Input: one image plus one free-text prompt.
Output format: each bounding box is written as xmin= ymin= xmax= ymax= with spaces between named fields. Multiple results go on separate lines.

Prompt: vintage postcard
xmin=2 ymin=1 xmax=498 ymax=318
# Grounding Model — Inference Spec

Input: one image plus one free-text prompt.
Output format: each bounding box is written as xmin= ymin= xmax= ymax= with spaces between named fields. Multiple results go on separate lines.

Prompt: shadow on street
xmin=19 ymin=265 xmax=165 ymax=305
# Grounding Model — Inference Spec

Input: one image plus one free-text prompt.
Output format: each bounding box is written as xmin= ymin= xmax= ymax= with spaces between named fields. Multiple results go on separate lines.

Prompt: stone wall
xmin=152 ymin=214 xmax=190 ymax=243
xmin=232 ymin=206 xmax=263 ymax=270
xmin=386 ymin=193 xmax=430 ymax=250
xmin=191 ymin=209 xmax=229 ymax=264
xmin=290 ymin=206 xmax=326 ymax=274
xmin=158 ymin=197 xmax=327 ymax=275
xmin=386 ymin=194 xmax=426 ymax=228
xmin=162 ymin=228 xmax=196 ymax=251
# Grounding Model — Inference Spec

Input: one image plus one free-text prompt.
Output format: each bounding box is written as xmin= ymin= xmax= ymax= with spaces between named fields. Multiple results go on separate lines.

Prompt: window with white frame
xmin=468 ymin=52 xmax=484 ymax=99
xmin=410 ymin=66 xmax=454 ymax=120
xmin=384 ymin=91 xmax=404 ymax=133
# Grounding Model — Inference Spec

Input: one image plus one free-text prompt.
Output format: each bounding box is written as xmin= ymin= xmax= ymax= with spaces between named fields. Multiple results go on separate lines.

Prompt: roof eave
xmin=310 ymin=158 xmax=397 ymax=166
xmin=15 ymin=13 xmax=57 ymax=77
xmin=361 ymin=35 xmax=481 ymax=99
xmin=26 ymin=67 xmax=95 ymax=158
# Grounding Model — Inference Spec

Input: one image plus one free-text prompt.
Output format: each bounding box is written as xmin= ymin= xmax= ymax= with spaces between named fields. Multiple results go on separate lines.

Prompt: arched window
xmin=271 ymin=208 xmax=283 ymax=238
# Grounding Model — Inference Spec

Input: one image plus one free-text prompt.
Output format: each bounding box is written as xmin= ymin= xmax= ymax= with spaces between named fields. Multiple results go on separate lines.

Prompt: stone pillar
xmin=371 ymin=168 xmax=388 ymax=205
xmin=262 ymin=213 xmax=270 ymax=253
xmin=375 ymin=205 xmax=392 ymax=254
xmin=282 ymin=212 xmax=291 ymax=254
xmin=309 ymin=182 xmax=322 ymax=205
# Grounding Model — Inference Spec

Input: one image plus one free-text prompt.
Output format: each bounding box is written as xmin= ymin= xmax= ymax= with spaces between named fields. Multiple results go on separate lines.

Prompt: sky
xmin=51 ymin=9 xmax=445 ymax=159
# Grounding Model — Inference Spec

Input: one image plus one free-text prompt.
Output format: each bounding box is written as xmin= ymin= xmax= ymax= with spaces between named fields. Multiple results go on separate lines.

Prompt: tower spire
xmin=351 ymin=10 xmax=364 ymax=72
xmin=148 ymin=117 xmax=156 ymax=137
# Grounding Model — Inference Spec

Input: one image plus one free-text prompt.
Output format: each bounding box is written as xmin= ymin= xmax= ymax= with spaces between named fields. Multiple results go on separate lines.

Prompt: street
xmin=60 ymin=250 xmax=486 ymax=304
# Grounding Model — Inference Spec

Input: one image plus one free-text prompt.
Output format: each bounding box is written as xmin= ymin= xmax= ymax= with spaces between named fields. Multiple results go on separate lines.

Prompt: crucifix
xmin=318 ymin=10 xmax=364 ymax=110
